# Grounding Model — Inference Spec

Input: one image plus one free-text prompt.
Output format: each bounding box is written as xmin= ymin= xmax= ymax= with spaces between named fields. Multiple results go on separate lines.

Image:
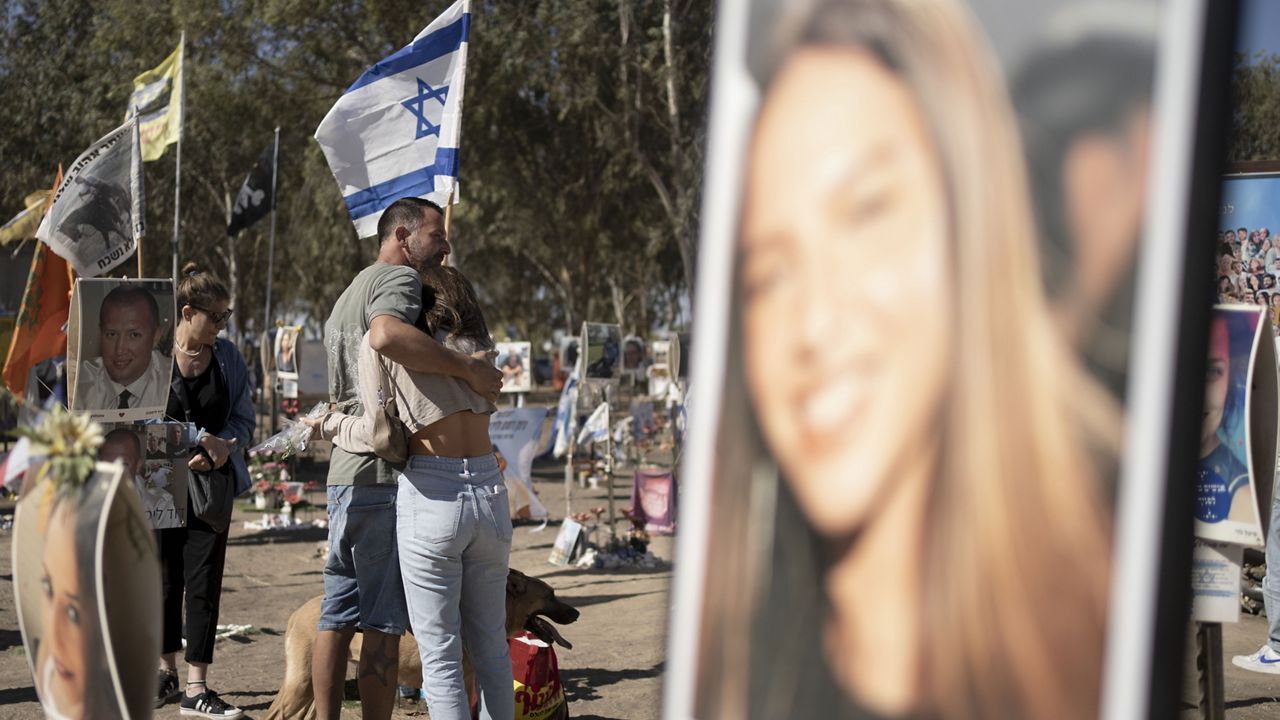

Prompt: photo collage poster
xmin=1216 ymin=174 xmax=1280 ymax=338
xmin=666 ymin=1 xmax=1231 ymax=719
xmin=69 ymin=278 xmax=175 ymax=423
xmin=14 ymin=460 xmax=161 ymax=720
xmin=99 ymin=421 xmax=190 ymax=529
xmin=496 ymin=341 xmax=534 ymax=393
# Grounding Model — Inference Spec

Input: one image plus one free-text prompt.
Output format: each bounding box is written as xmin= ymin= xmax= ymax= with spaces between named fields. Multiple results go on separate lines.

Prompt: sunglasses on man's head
xmin=190 ymin=305 xmax=233 ymax=323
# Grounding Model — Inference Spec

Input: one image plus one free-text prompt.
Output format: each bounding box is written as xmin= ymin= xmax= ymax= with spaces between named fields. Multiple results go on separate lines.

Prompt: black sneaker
xmin=155 ymin=670 xmax=180 ymax=708
xmin=179 ymin=689 xmax=244 ymax=718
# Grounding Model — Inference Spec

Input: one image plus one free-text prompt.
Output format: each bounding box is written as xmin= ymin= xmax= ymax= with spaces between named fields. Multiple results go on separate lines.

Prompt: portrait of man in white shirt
xmin=75 ymin=284 xmax=171 ymax=415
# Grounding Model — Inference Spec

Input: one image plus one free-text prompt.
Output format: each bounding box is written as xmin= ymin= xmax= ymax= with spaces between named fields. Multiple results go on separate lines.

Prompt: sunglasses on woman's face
xmin=190 ymin=305 xmax=233 ymax=324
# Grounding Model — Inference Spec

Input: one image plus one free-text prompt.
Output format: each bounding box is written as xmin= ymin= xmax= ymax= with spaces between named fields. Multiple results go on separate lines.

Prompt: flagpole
xmin=442 ymin=186 xmax=455 ymax=267
xmin=263 ymin=127 xmax=279 ymax=337
xmin=134 ymin=108 xmax=144 ymax=278
xmin=171 ymin=31 xmax=185 ymax=283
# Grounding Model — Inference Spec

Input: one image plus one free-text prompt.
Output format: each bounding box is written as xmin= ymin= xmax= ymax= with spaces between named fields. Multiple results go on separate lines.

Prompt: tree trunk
xmin=662 ymin=0 xmax=697 ymax=295
xmin=224 ymin=189 xmax=240 ymax=341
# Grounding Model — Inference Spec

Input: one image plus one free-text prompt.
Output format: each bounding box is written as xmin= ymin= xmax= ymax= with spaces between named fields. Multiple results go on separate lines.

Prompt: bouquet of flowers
xmin=248 ymin=401 xmax=327 ymax=460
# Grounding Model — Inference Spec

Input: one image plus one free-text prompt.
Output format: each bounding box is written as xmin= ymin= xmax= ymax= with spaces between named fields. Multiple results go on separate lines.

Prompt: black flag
xmin=226 ymin=142 xmax=275 ymax=236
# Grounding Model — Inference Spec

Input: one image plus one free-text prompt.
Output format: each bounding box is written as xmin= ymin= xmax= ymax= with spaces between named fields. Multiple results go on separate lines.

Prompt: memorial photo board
xmin=665 ymin=1 xmax=1233 ymax=719
xmin=68 ymin=278 xmax=175 ymax=422
xmin=15 ymin=460 xmax=161 ymax=720
xmin=1194 ymin=305 xmax=1273 ymax=547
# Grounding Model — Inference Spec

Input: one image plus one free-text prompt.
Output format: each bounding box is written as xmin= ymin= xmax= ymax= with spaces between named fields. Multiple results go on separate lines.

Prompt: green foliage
xmin=0 ymin=0 xmax=709 ymax=347
xmin=1230 ymin=51 xmax=1280 ymax=161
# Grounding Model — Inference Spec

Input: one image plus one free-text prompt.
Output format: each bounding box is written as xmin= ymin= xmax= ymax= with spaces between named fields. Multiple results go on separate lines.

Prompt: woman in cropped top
xmin=310 ymin=266 xmax=513 ymax=720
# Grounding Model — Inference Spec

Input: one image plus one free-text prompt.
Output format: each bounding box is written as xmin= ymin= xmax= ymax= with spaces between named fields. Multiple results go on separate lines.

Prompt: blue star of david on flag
xmin=402 ymin=78 xmax=449 ymax=139
xmin=314 ymin=0 xmax=471 ymax=238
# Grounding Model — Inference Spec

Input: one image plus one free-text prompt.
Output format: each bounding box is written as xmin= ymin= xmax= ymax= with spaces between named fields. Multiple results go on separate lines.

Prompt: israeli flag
xmin=576 ymin=401 xmax=610 ymax=448
xmin=550 ymin=371 xmax=580 ymax=458
xmin=315 ymin=0 xmax=470 ymax=238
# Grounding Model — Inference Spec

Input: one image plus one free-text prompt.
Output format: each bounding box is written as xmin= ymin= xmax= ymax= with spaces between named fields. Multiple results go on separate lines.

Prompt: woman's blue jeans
xmin=397 ymin=454 xmax=513 ymax=720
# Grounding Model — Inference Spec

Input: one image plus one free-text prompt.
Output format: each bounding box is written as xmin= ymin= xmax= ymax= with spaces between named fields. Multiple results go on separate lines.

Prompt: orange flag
xmin=3 ymin=169 xmax=72 ymax=400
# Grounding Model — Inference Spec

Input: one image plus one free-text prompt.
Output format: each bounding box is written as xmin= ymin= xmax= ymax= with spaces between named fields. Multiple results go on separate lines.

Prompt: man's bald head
xmin=97 ymin=286 xmax=162 ymax=386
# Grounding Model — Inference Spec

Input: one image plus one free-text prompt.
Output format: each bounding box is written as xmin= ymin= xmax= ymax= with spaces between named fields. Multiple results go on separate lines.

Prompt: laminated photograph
xmin=496 ymin=341 xmax=533 ymax=393
xmin=274 ymin=324 xmax=302 ymax=380
xmin=581 ymin=322 xmax=622 ymax=381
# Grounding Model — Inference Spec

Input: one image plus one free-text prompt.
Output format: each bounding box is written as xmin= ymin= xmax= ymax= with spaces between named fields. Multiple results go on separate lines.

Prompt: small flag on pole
xmin=227 ymin=141 xmax=276 ymax=236
xmin=0 ymin=190 xmax=51 ymax=246
xmin=4 ymin=168 xmax=71 ymax=398
xmin=314 ymin=0 xmax=470 ymax=238
xmin=577 ymin=401 xmax=610 ymax=448
xmin=37 ymin=118 xmax=145 ymax=277
xmin=551 ymin=371 xmax=580 ymax=458
xmin=127 ymin=38 xmax=184 ymax=162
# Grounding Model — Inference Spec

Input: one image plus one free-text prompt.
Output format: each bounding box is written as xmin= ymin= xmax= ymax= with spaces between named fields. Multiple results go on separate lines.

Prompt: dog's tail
xmin=263 ymin=598 xmax=320 ymax=720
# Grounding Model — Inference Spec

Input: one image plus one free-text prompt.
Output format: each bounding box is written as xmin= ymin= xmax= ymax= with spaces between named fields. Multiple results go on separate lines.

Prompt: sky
xmin=1236 ymin=0 xmax=1280 ymax=62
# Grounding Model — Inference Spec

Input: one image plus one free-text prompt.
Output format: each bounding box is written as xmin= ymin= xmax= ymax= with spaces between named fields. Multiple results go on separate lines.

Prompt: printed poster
xmin=68 ymin=278 xmax=175 ymax=423
xmin=1194 ymin=306 xmax=1270 ymax=546
xmin=99 ymin=422 xmax=190 ymax=529
xmin=665 ymin=1 xmax=1230 ymax=718
xmin=15 ymin=460 xmax=161 ymax=719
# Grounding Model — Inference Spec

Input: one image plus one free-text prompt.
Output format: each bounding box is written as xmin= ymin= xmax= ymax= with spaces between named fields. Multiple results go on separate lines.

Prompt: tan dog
xmin=264 ymin=568 xmax=578 ymax=720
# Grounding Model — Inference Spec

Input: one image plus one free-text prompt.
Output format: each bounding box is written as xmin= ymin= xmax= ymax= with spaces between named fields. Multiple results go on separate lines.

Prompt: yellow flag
xmin=126 ymin=39 xmax=183 ymax=162
xmin=0 ymin=190 xmax=51 ymax=246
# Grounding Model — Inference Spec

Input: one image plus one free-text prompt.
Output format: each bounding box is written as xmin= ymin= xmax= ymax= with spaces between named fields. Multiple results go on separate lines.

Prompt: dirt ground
xmin=0 ymin=452 xmax=673 ymax=720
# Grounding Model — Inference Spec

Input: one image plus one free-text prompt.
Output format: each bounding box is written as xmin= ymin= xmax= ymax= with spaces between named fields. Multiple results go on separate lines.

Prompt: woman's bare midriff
xmin=407 ymin=410 xmax=493 ymax=458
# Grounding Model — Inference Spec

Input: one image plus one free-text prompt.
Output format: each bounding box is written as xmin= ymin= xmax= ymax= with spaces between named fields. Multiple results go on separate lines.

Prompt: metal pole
xmin=263 ymin=127 xmax=280 ymax=334
xmin=563 ymin=427 xmax=578 ymax=517
xmin=1195 ymin=622 xmax=1225 ymax=720
xmin=171 ymin=31 xmax=185 ymax=284
xmin=605 ymin=404 xmax=615 ymax=542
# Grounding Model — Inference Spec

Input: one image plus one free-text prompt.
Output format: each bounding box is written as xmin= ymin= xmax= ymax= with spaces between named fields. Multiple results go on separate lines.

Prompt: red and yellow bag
xmin=510 ymin=631 xmax=568 ymax=720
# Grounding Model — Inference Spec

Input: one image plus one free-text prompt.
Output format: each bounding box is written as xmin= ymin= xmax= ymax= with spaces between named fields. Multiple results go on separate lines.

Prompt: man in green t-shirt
xmin=313 ymin=197 xmax=503 ymax=720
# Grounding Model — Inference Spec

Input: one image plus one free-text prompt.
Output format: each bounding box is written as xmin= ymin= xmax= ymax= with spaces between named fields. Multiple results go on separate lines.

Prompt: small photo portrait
xmin=560 ymin=336 xmax=580 ymax=377
xmin=651 ymin=340 xmax=671 ymax=369
xmin=622 ymin=335 xmax=648 ymax=373
xmin=582 ymin=322 xmax=622 ymax=380
xmin=99 ymin=423 xmax=188 ymax=529
xmin=70 ymin=278 xmax=175 ymax=422
xmin=274 ymin=325 xmax=301 ymax=379
xmin=496 ymin=341 xmax=533 ymax=393
xmin=15 ymin=460 xmax=162 ymax=720
xmin=1195 ymin=306 xmax=1265 ymax=541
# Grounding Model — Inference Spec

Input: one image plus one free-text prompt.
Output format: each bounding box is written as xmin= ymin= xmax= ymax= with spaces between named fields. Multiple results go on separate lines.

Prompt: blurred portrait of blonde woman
xmin=695 ymin=1 xmax=1121 ymax=719
xmin=32 ymin=484 xmax=119 ymax=720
